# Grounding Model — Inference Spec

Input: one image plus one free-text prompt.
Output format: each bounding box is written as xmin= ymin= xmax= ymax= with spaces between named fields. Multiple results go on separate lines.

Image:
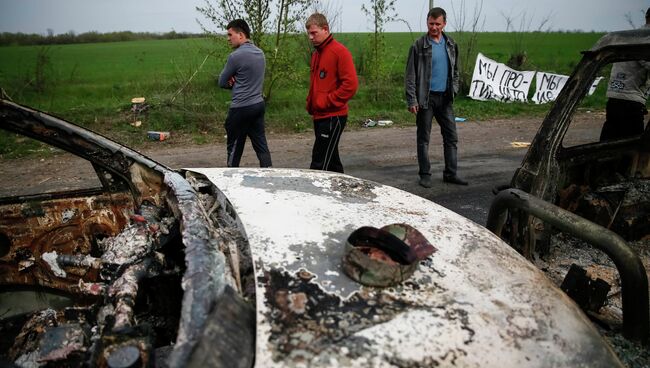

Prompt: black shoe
xmin=419 ymin=176 xmax=433 ymax=188
xmin=443 ymin=176 xmax=468 ymax=185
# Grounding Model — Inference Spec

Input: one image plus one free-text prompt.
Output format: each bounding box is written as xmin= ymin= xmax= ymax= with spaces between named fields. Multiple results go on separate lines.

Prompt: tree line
xmin=0 ymin=30 xmax=204 ymax=47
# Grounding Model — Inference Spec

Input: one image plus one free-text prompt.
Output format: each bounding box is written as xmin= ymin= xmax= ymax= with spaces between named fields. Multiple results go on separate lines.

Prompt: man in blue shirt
xmin=405 ymin=7 xmax=467 ymax=187
xmin=218 ymin=19 xmax=272 ymax=167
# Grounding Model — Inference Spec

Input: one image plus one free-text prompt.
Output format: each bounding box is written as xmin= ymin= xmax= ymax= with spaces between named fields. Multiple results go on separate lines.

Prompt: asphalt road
xmin=1 ymin=111 xmax=603 ymax=229
xmin=136 ymin=117 xmax=542 ymax=227
xmin=344 ymin=146 xmax=526 ymax=226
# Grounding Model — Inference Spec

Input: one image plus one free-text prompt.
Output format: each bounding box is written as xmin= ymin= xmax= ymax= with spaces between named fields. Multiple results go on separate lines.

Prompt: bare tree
xmin=196 ymin=0 xmax=243 ymax=36
xmin=500 ymin=10 xmax=553 ymax=69
xmin=196 ymin=0 xmax=309 ymax=101
xmin=309 ymin=0 xmax=343 ymax=33
xmin=624 ymin=8 xmax=646 ymax=29
xmin=196 ymin=0 xmax=271 ymax=47
xmin=265 ymin=0 xmax=309 ymax=100
xmin=624 ymin=12 xmax=636 ymax=28
xmin=361 ymin=0 xmax=398 ymax=101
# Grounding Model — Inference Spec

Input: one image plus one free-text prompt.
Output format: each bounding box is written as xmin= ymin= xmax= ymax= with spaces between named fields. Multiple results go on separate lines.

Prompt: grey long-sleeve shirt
xmin=606 ymin=24 xmax=650 ymax=104
xmin=218 ymin=42 xmax=265 ymax=108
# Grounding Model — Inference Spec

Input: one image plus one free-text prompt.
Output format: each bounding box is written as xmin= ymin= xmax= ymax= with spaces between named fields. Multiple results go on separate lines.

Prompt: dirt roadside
xmin=0 ymin=111 xmax=603 ymax=208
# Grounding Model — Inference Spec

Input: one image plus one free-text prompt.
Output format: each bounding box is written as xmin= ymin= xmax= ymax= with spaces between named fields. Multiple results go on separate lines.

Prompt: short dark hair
xmin=646 ymin=7 xmax=650 ymax=19
xmin=427 ymin=7 xmax=447 ymax=22
xmin=227 ymin=19 xmax=251 ymax=39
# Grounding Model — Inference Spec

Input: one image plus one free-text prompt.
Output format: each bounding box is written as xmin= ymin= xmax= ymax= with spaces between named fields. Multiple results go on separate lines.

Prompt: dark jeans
xmin=311 ymin=115 xmax=347 ymax=173
xmin=225 ymin=101 xmax=272 ymax=167
xmin=600 ymin=98 xmax=646 ymax=141
xmin=416 ymin=92 xmax=458 ymax=178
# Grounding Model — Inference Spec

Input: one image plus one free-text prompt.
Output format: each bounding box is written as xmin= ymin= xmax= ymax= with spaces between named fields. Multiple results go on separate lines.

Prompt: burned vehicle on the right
xmin=488 ymin=29 xmax=650 ymax=363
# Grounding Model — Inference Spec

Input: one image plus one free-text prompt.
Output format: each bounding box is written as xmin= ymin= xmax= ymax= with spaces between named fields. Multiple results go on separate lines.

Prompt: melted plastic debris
xmin=109 ymin=261 xmax=156 ymax=330
xmin=9 ymin=309 xmax=57 ymax=362
xmin=99 ymin=216 xmax=173 ymax=265
xmin=38 ymin=324 xmax=89 ymax=362
xmin=99 ymin=223 xmax=151 ymax=265
xmin=559 ymin=178 xmax=650 ymax=240
xmin=42 ymin=251 xmax=66 ymax=278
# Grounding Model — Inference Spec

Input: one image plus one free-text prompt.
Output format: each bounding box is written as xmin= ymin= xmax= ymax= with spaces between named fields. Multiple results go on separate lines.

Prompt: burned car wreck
xmin=0 ymin=98 xmax=624 ymax=367
xmin=488 ymin=29 xmax=650 ymax=361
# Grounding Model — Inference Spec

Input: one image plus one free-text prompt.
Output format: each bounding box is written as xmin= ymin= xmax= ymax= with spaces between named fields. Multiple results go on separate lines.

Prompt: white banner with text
xmin=532 ymin=72 xmax=603 ymax=104
xmin=469 ymin=53 xmax=535 ymax=103
xmin=470 ymin=53 xmax=603 ymax=104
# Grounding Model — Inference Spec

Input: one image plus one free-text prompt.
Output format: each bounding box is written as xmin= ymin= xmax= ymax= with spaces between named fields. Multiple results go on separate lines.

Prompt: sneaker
xmin=419 ymin=176 xmax=433 ymax=188
xmin=443 ymin=176 xmax=468 ymax=185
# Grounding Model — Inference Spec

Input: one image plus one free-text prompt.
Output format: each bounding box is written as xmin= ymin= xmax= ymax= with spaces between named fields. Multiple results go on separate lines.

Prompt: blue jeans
xmin=416 ymin=92 xmax=458 ymax=178
xmin=225 ymin=101 xmax=272 ymax=167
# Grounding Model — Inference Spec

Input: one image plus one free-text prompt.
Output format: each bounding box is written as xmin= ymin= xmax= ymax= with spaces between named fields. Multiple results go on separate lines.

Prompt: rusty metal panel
xmin=0 ymin=192 xmax=134 ymax=292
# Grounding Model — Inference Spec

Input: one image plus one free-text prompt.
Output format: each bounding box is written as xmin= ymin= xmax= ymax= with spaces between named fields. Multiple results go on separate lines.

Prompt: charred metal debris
xmin=1 ymin=199 xmax=184 ymax=366
xmin=0 ymin=171 xmax=246 ymax=367
xmin=487 ymin=30 xmax=650 ymax=360
xmin=0 ymin=100 xmax=248 ymax=367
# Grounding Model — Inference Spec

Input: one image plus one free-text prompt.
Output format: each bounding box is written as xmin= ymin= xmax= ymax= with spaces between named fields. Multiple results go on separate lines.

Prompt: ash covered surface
xmin=534 ymin=233 xmax=650 ymax=367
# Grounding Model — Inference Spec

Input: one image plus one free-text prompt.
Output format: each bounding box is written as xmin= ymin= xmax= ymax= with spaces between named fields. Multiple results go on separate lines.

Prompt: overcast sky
xmin=0 ymin=0 xmax=647 ymax=35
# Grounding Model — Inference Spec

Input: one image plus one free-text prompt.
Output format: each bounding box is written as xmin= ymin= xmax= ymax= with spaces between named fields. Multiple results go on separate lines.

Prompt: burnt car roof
xmin=588 ymin=28 xmax=650 ymax=52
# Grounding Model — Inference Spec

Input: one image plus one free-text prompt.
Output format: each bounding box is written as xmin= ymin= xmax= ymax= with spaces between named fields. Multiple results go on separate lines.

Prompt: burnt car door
xmin=491 ymin=30 xmax=650 ymax=257
xmin=488 ymin=29 xmax=650 ymax=347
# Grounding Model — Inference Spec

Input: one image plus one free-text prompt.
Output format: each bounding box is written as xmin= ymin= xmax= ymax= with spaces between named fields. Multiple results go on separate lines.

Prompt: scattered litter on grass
xmin=147 ymin=131 xmax=170 ymax=141
xmin=510 ymin=141 xmax=531 ymax=148
xmin=455 ymin=117 xmax=467 ymax=122
xmin=131 ymin=97 xmax=148 ymax=113
xmin=363 ymin=119 xmax=394 ymax=127
xmin=363 ymin=119 xmax=377 ymax=128
xmin=131 ymin=97 xmax=148 ymax=127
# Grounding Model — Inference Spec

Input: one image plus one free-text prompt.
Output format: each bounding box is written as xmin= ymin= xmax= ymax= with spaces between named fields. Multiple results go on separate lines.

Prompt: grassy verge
xmin=0 ymin=32 xmax=606 ymax=158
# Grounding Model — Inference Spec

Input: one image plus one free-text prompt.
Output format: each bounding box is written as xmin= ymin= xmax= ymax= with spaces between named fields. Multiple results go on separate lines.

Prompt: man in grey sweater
xmin=218 ymin=19 xmax=272 ymax=167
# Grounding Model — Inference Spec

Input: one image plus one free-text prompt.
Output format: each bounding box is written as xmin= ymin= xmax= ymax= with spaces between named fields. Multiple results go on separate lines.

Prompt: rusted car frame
xmin=488 ymin=188 xmax=648 ymax=341
xmin=488 ymin=29 xmax=650 ymax=348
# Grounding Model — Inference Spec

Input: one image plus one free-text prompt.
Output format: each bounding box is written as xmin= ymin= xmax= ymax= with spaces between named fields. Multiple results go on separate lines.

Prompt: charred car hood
xmin=187 ymin=168 xmax=621 ymax=367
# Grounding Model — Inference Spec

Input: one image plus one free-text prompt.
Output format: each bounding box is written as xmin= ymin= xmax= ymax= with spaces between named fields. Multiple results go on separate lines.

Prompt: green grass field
xmin=0 ymin=31 xmax=606 ymax=155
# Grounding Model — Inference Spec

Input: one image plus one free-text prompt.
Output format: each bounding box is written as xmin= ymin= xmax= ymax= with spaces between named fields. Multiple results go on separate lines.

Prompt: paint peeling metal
xmin=188 ymin=167 xmax=623 ymax=367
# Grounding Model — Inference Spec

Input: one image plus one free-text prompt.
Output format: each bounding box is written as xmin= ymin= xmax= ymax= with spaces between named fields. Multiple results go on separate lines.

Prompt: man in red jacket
xmin=305 ymin=13 xmax=358 ymax=173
